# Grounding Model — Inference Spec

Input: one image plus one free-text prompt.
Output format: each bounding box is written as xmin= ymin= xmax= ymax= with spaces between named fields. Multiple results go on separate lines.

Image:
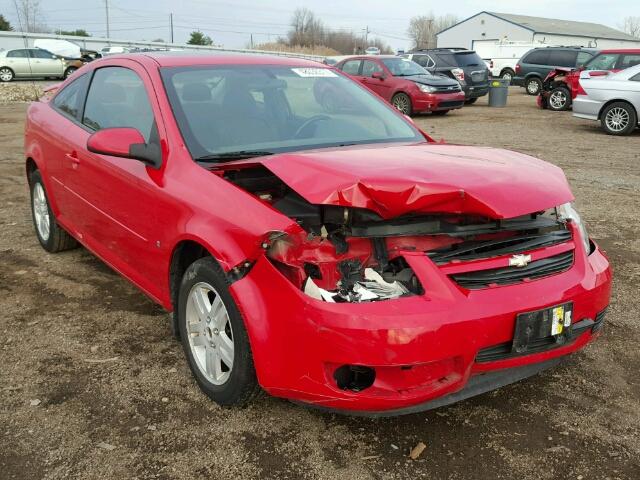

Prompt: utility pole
xmin=170 ymin=13 xmax=174 ymax=43
xmin=105 ymin=0 xmax=110 ymax=39
xmin=250 ymin=33 xmax=254 ymax=49
xmin=364 ymin=25 xmax=370 ymax=47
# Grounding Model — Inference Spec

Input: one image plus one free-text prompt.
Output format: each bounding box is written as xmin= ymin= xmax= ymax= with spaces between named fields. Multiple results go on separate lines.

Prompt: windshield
xmin=161 ymin=65 xmax=423 ymax=160
xmin=381 ymin=58 xmax=426 ymax=76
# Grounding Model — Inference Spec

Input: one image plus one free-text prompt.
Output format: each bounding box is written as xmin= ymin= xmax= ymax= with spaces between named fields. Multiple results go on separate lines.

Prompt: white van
xmin=473 ymin=40 xmax=558 ymax=80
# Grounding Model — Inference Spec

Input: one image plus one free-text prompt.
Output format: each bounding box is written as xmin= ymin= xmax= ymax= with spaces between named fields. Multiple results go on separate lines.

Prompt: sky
xmin=0 ymin=0 xmax=637 ymax=51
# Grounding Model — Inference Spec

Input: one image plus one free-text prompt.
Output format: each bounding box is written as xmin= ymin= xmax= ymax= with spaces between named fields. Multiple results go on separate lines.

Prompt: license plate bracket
xmin=512 ymin=302 xmax=573 ymax=354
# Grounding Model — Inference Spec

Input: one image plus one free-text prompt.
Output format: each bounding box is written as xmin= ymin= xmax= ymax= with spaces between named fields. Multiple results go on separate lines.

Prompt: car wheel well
xmin=169 ymin=240 xmax=214 ymax=337
xmin=598 ymin=99 xmax=637 ymax=121
xmin=500 ymin=67 xmax=515 ymax=76
xmin=26 ymin=158 xmax=38 ymax=183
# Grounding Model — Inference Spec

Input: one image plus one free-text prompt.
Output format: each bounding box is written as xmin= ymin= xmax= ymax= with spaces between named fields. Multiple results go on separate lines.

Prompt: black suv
xmin=514 ymin=46 xmax=598 ymax=95
xmin=402 ymin=48 xmax=490 ymax=104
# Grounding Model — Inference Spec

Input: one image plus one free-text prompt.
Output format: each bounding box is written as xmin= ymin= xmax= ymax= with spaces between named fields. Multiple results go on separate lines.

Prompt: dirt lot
xmin=1 ymin=89 xmax=639 ymax=480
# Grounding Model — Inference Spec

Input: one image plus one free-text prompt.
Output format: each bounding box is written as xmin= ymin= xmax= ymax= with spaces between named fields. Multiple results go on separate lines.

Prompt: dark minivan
xmin=403 ymin=48 xmax=490 ymax=104
xmin=514 ymin=46 xmax=598 ymax=95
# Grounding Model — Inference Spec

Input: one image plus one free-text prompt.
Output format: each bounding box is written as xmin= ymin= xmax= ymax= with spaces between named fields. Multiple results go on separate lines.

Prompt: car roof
xmin=126 ymin=52 xmax=325 ymax=68
xmin=530 ymin=46 xmax=598 ymax=52
xmin=599 ymin=49 xmax=640 ymax=54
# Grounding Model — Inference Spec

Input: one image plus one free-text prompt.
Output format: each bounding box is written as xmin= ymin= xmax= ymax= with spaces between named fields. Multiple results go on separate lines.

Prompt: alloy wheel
xmin=0 ymin=68 xmax=13 ymax=82
xmin=392 ymin=95 xmax=410 ymax=115
xmin=502 ymin=72 xmax=513 ymax=81
xmin=32 ymin=183 xmax=50 ymax=241
xmin=549 ymin=90 xmax=567 ymax=109
xmin=185 ymin=282 xmax=234 ymax=385
xmin=605 ymin=107 xmax=630 ymax=132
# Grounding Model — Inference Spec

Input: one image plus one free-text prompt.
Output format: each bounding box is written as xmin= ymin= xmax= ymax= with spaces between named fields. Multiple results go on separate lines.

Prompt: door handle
xmin=65 ymin=152 xmax=80 ymax=169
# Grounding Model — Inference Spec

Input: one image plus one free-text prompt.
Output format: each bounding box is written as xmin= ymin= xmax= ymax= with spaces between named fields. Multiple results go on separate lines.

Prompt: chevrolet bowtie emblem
xmin=509 ymin=254 xmax=532 ymax=267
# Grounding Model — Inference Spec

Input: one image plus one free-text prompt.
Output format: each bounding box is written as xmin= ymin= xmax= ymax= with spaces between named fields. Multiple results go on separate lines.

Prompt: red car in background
xmin=539 ymin=49 xmax=640 ymax=111
xmin=335 ymin=55 xmax=465 ymax=115
xmin=25 ymin=53 xmax=611 ymax=415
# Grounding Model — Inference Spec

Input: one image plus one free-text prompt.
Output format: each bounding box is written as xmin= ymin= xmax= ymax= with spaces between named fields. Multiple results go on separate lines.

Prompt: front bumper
xmin=230 ymin=234 xmax=612 ymax=414
xmin=412 ymin=91 xmax=466 ymax=113
xmin=462 ymin=83 xmax=489 ymax=99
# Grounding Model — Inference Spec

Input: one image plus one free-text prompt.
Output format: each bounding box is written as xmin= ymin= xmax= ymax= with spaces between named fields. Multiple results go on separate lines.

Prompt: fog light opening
xmin=333 ymin=365 xmax=376 ymax=392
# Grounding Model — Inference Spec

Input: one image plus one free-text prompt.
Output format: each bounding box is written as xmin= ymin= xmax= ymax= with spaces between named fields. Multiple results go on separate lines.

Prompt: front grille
xmin=433 ymin=85 xmax=462 ymax=93
xmin=429 ymin=230 xmax=571 ymax=264
xmin=476 ymin=307 xmax=608 ymax=363
xmin=438 ymin=100 xmax=464 ymax=108
xmin=451 ymin=251 xmax=574 ymax=289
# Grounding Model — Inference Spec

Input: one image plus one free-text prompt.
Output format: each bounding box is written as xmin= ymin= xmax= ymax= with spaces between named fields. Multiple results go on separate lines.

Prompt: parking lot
xmin=1 ymin=89 xmax=639 ymax=479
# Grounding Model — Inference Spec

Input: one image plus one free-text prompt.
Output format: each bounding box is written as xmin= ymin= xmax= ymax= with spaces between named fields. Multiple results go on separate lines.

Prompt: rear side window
xmin=412 ymin=54 xmax=434 ymax=68
xmin=548 ymin=50 xmax=578 ymax=68
xmin=340 ymin=60 xmax=361 ymax=75
xmin=82 ymin=67 xmax=156 ymax=142
xmin=52 ymin=73 xmax=89 ymax=120
xmin=618 ymin=54 xmax=640 ymax=69
xmin=7 ymin=49 xmax=28 ymax=58
xmin=523 ymin=50 xmax=550 ymax=65
xmin=631 ymin=72 xmax=640 ymax=82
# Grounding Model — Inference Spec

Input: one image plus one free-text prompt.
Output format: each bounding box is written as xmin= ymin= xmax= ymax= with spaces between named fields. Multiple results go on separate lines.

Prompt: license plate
xmin=512 ymin=302 xmax=573 ymax=354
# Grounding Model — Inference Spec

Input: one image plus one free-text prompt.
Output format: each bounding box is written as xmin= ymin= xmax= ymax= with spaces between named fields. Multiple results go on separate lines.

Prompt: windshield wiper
xmin=195 ymin=150 xmax=275 ymax=162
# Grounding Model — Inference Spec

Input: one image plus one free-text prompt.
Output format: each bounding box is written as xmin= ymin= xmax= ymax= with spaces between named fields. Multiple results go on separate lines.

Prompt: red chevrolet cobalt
xmin=25 ymin=53 xmax=611 ymax=415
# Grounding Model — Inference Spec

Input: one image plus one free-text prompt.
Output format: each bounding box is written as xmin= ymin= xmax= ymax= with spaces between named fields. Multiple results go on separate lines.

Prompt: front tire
xmin=600 ymin=102 xmax=637 ymax=136
xmin=29 ymin=170 xmax=78 ymax=253
xmin=0 ymin=67 xmax=14 ymax=82
xmin=548 ymin=86 xmax=571 ymax=111
xmin=391 ymin=93 xmax=412 ymax=116
xmin=525 ymin=77 xmax=542 ymax=95
xmin=178 ymin=257 xmax=260 ymax=406
xmin=64 ymin=67 xmax=77 ymax=79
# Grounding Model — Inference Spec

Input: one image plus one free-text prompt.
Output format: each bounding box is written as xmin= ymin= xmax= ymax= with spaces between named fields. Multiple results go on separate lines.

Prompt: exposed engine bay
xmin=221 ymin=164 xmax=571 ymax=302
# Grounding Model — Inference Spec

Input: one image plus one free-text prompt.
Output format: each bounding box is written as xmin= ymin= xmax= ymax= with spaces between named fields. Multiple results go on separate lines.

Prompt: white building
xmin=437 ymin=12 xmax=640 ymax=50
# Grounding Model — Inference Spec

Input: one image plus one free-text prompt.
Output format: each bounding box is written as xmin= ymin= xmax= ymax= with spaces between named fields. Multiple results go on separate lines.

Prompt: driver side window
xmin=83 ymin=67 xmax=157 ymax=143
xmin=361 ymin=60 xmax=383 ymax=77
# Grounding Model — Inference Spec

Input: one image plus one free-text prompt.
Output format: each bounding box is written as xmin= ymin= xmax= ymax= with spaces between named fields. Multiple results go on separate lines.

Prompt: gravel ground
xmin=1 ymin=89 xmax=639 ymax=479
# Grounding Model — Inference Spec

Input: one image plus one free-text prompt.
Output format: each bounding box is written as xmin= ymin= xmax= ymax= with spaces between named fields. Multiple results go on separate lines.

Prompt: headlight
xmin=417 ymin=84 xmax=437 ymax=93
xmin=556 ymin=203 xmax=590 ymax=254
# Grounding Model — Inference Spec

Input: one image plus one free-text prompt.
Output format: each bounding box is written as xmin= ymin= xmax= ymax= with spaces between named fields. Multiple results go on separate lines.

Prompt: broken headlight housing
xmin=556 ymin=203 xmax=590 ymax=255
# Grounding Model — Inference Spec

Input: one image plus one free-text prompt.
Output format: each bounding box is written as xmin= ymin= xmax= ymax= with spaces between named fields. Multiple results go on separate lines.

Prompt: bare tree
xmin=620 ymin=16 xmax=640 ymax=38
xmin=16 ymin=0 xmax=44 ymax=33
xmin=288 ymin=8 xmax=325 ymax=47
xmin=407 ymin=13 xmax=458 ymax=50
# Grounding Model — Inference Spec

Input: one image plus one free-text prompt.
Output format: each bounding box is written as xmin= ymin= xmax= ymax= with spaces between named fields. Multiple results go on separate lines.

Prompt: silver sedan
xmin=573 ymin=64 xmax=640 ymax=135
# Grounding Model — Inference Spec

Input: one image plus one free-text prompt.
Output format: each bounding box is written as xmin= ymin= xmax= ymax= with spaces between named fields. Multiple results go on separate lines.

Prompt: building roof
xmin=438 ymin=11 xmax=638 ymax=42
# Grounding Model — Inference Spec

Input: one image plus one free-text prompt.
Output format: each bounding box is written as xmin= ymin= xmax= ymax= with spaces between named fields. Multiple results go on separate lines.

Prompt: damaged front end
xmin=219 ymin=163 xmax=575 ymax=303
xmin=538 ymin=67 xmax=573 ymax=110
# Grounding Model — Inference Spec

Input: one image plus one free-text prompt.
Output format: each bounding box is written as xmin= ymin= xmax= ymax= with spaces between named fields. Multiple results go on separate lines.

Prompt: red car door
xmin=38 ymin=73 xmax=92 ymax=227
xmin=360 ymin=60 xmax=392 ymax=101
xmin=62 ymin=61 xmax=172 ymax=301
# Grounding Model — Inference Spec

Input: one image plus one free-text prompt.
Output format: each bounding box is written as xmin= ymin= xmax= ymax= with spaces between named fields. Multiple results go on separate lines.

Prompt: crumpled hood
xmin=250 ymin=143 xmax=574 ymax=219
xmin=405 ymin=74 xmax=459 ymax=88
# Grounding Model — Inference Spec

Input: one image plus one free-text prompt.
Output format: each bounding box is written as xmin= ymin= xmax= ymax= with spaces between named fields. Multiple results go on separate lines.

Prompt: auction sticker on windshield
xmin=292 ymin=68 xmax=337 ymax=77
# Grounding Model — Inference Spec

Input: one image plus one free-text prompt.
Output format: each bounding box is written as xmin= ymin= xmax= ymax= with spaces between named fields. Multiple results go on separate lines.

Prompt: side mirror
xmin=371 ymin=71 xmax=385 ymax=80
xmin=87 ymin=127 xmax=161 ymax=168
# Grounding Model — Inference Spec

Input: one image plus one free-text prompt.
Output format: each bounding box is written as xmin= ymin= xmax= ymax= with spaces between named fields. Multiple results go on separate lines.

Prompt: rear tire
xmin=548 ymin=86 xmax=571 ymax=111
xmin=0 ymin=67 xmax=14 ymax=82
xmin=391 ymin=93 xmax=412 ymax=116
xmin=178 ymin=257 xmax=260 ymax=407
xmin=500 ymin=68 xmax=515 ymax=82
xmin=525 ymin=77 xmax=542 ymax=95
xmin=29 ymin=170 xmax=78 ymax=253
xmin=600 ymin=102 xmax=637 ymax=136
